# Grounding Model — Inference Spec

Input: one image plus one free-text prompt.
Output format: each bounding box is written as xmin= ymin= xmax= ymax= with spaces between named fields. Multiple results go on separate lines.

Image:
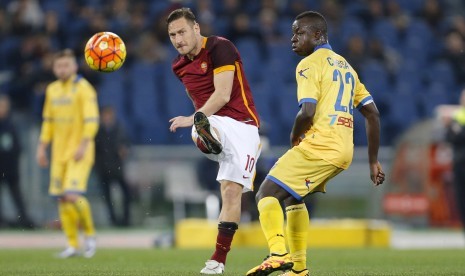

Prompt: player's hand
xmin=36 ymin=147 xmax=49 ymax=168
xmin=169 ymin=115 xmax=194 ymax=132
xmin=370 ymin=161 xmax=385 ymax=186
xmin=74 ymin=139 xmax=89 ymax=161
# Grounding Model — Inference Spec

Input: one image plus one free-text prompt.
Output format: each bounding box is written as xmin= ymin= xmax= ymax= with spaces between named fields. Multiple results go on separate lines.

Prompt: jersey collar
xmin=314 ymin=43 xmax=332 ymax=52
xmin=73 ymin=74 xmax=82 ymax=83
xmin=202 ymin=36 xmax=207 ymax=48
xmin=61 ymin=74 xmax=78 ymax=85
xmin=184 ymin=37 xmax=207 ymax=61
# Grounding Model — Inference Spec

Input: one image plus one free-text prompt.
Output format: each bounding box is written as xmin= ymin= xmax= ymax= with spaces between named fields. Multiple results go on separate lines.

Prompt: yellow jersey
xmin=40 ymin=74 xmax=99 ymax=163
xmin=295 ymin=44 xmax=373 ymax=169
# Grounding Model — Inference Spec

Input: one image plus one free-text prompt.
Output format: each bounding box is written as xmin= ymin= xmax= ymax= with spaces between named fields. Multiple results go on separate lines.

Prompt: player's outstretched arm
xmin=169 ymin=71 xmax=234 ymax=133
xmin=359 ymin=102 xmax=384 ymax=186
xmin=198 ymin=70 xmax=234 ymax=116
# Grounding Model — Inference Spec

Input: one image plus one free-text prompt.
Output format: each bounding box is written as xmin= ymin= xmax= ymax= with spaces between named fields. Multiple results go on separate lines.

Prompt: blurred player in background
xmin=36 ymin=49 xmax=99 ymax=258
xmin=166 ymin=8 xmax=261 ymax=275
xmin=95 ymin=105 xmax=132 ymax=227
xmin=246 ymin=11 xmax=385 ymax=276
xmin=0 ymin=94 xmax=35 ymax=229
xmin=445 ymin=89 xmax=465 ymax=236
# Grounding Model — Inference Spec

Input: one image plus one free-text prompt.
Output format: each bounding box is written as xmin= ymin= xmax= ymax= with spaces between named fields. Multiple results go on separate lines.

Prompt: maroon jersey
xmin=171 ymin=36 xmax=260 ymax=127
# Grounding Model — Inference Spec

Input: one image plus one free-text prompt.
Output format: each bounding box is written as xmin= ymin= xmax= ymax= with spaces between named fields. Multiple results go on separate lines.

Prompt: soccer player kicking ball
xmin=166 ymin=7 xmax=261 ymax=275
xmin=246 ymin=11 xmax=385 ymax=276
xmin=36 ymin=49 xmax=98 ymax=258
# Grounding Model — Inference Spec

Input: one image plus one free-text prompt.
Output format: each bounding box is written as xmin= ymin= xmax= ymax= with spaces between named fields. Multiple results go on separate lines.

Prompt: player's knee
xmin=255 ymin=188 xmax=274 ymax=203
xmin=256 ymin=179 xmax=288 ymax=202
xmin=255 ymin=190 xmax=264 ymax=203
xmin=283 ymin=196 xmax=303 ymax=207
xmin=221 ymin=182 xmax=242 ymax=201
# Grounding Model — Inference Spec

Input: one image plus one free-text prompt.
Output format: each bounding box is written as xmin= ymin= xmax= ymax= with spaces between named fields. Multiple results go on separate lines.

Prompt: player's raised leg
xmin=194 ymin=112 xmax=223 ymax=155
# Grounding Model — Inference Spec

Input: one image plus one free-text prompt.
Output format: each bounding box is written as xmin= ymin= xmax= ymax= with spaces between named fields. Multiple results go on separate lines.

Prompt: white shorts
xmin=191 ymin=115 xmax=261 ymax=191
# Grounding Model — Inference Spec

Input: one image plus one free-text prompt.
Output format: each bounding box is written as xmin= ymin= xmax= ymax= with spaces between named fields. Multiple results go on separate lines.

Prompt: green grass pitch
xmin=0 ymin=248 xmax=463 ymax=275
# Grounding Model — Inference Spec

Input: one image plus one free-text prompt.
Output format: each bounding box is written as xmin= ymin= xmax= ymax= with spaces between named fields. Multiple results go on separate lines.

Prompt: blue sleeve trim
xmin=298 ymin=98 xmax=317 ymax=107
xmin=64 ymin=190 xmax=86 ymax=195
xmin=356 ymin=96 xmax=373 ymax=110
xmin=266 ymin=175 xmax=303 ymax=201
xmin=50 ymin=190 xmax=86 ymax=199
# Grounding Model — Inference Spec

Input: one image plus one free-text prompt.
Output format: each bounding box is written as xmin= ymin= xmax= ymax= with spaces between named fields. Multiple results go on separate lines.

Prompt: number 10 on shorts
xmin=245 ymin=154 xmax=256 ymax=173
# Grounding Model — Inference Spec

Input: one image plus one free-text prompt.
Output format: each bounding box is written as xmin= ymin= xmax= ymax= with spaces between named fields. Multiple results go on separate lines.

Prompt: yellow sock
xmin=286 ymin=203 xmax=309 ymax=271
xmin=58 ymin=201 xmax=79 ymax=248
xmin=73 ymin=196 xmax=96 ymax=237
xmin=258 ymin=197 xmax=287 ymax=255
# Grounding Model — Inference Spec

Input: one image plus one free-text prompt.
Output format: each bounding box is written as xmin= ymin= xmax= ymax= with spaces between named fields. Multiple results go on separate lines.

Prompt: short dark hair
xmin=295 ymin=11 xmax=328 ymax=37
xmin=166 ymin=7 xmax=196 ymax=25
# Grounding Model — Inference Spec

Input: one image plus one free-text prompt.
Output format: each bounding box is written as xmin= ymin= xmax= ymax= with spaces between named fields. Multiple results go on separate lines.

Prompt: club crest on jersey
xmin=200 ymin=61 xmax=208 ymax=73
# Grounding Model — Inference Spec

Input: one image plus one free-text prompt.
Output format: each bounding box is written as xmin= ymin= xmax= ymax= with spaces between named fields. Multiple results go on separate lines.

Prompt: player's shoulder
xmin=75 ymin=75 xmax=89 ymax=86
xmin=332 ymin=52 xmax=359 ymax=76
xmin=172 ymin=54 xmax=183 ymax=66
xmin=47 ymin=79 xmax=61 ymax=91
xmin=311 ymin=48 xmax=335 ymax=62
xmin=298 ymin=54 xmax=319 ymax=70
xmin=301 ymin=47 xmax=331 ymax=65
xmin=75 ymin=75 xmax=97 ymax=92
xmin=332 ymin=51 xmax=351 ymax=64
xmin=205 ymin=36 xmax=235 ymax=51
xmin=321 ymin=50 xmax=358 ymax=75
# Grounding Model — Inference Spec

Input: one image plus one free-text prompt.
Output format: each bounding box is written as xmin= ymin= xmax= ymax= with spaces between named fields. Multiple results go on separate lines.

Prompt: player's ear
xmin=193 ymin=21 xmax=200 ymax=33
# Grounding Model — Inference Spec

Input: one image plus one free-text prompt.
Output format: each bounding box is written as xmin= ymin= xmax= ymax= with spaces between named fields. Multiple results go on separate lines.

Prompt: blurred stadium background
xmin=0 ymin=0 xmax=464 ymax=250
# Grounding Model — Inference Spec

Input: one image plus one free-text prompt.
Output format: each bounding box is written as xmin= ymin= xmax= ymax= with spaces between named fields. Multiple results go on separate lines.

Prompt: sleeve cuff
xmin=298 ymin=98 xmax=317 ymax=107
xmin=356 ymin=96 xmax=374 ymax=110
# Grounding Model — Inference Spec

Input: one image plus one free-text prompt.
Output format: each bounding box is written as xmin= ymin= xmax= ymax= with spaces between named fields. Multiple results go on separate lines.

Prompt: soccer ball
xmin=84 ymin=32 xmax=126 ymax=72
